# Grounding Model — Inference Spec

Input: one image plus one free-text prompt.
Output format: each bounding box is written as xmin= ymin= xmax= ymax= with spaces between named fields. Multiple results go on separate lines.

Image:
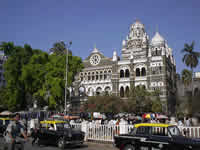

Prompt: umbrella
xmin=144 ymin=114 xmax=151 ymax=119
xmin=0 ymin=111 xmax=13 ymax=116
xmin=136 ymin=116 xmax=142 ymax=120
xmin=51 ymin=114 xmax=63 ymax=118
xmin=157 ymin=114 xmax=168 ymax=119
xmin=64 ymin=115 xmax=79 ymax=120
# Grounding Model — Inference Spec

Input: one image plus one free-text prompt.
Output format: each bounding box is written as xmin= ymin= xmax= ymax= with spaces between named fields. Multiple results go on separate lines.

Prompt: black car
xmin=114 ymin=123 xmax=200 ymax=150
xmin=36 ymin=120 xmax=85 ymax=149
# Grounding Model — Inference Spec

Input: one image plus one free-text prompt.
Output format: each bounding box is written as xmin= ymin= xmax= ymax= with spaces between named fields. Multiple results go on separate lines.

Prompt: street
xmin=0 ymin=137 xmax=117 ymax=150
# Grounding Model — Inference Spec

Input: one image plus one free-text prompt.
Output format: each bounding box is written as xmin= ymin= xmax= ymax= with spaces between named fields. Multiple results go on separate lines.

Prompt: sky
xmin=0 ymin=0 xmax=200 ymax=73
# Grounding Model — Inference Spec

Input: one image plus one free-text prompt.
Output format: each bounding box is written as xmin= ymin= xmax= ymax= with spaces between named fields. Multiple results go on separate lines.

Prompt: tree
xmin=181 ymin=69 xmax=192 ymax=87
xmin=151 ymin=89 xmax=162 ymax=113
xmin=49 ymin=41 xmax=72 ymax=56
xmin=83 ymin=95 xmax=123 ymax=113
xmin=0 ymin=42 xmax=83 ymax=111
xmin=0 ymin=42 xmax=15 ymax=56
xmin=182 ymin=41 xmax=200 ymax=96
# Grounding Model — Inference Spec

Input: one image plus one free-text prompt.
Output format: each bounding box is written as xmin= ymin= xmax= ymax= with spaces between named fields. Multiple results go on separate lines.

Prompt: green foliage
xmin=0 ymin=41 xmax=83 ymax=111
xmin=83 ymin=95 xmax=122 ymax=113
xmin=83 ymin=86 xmax=163 ymax=114
xmin=181 ymin=69 xmax=192 ymax=87
xmin=182 ymin=41 xmax=200 ymax=70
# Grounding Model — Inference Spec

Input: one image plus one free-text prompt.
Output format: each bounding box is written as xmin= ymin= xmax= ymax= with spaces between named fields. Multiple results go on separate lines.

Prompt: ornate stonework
xmin=72 ymin=20 xmax=177 ymax=114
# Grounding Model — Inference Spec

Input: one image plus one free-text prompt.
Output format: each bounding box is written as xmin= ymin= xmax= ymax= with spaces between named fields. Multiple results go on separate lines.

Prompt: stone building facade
xmin=72 ymin=20 xmax=177 ymax=113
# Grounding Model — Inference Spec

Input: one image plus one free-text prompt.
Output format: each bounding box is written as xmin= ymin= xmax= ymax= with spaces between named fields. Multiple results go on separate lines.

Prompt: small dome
xmin=151 ymin=32 xmax=165 ymax=45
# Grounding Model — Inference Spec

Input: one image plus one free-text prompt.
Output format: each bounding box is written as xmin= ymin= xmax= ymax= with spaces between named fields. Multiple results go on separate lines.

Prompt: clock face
xmin=90 ymin=54 xmax=101 ymax=65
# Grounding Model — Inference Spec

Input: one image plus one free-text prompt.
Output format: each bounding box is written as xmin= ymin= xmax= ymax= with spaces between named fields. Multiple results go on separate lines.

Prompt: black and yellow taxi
xmin=37 ymin=119 xmax=85 ymax=149
xmin=114 ymin=123 xmax=200 ymax=150
xmin=0 ymin=117 xmax=13 ymax=136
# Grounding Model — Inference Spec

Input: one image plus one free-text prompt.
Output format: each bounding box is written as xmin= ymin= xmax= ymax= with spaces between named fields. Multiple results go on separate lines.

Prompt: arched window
xmin=104 ymin=71 xmax=107 ymax=80
xmin=136 ymin=68 xmax=140 ymax=76
xmin=125 ymin=69 xmax=130 ymax=77
xmin=141 ymin=67 xmax=146 ymax=76
xmin=92 ymin=72 xmax=95 ymax=80
xmin=120 ymin=70 xmax=124 ymax=78
xmin=125 ymin=86 xmax=129 ymax=97
xmin=96 ymin=72 xmax=99 ymax=80
xmin=100 ymin=71 xmax=103 ymax=80
xmin=96 ymin=87 xmax=102 ymax=95
xmin=108 ymin=70 xmax=112 ymax=79
xmin=87 ymin=87 xmax=93 ymax=96
xmin=120 ymin=87 xmax=124 ymax=97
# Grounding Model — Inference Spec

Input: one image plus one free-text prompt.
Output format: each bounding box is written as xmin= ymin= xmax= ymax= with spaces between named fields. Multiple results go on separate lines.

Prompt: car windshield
xmin=168 ymin=126 xmax=182 ymax=136
xmin=56 ymin=123 xmax=71 ymax=130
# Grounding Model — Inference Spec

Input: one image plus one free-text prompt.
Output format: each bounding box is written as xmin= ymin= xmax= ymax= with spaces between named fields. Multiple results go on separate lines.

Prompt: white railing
xmin=71 ymin=123 xmax=200 ymax=143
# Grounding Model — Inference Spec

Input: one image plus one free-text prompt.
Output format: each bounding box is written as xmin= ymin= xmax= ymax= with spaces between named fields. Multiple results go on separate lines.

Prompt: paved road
xmin=0 ymin=137 xmax=117 ymax=150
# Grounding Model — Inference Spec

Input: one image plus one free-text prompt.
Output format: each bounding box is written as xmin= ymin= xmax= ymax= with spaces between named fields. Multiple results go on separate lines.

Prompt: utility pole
xmin=64 ymin=41 xmax=72 ymax=115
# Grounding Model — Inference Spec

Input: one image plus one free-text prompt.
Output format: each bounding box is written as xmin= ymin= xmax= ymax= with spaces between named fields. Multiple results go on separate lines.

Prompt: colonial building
xmin=72 ymin=20 xmax=177 ymax=113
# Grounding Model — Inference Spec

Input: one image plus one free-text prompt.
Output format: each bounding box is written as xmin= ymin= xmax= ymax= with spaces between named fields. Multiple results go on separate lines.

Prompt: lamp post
xmin=64 ymin=41 xmax=72 ymax=115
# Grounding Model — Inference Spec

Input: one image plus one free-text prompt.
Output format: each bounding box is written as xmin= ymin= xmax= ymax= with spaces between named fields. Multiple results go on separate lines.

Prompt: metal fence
xmin=71 ymin=123 xmax=200 ymax=143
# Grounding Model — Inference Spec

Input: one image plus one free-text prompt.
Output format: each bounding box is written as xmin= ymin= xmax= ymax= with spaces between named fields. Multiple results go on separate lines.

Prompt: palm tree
xmin=181 ymin=69 xmax=192 ymax=88
xmin=182 ymin=41 xmax=200 ymax=96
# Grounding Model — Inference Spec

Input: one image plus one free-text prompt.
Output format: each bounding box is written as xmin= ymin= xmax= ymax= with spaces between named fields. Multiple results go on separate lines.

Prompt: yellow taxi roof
xmin=134 ymin=123 xmax=173 ymax=128
xmin=40 ymin=120 xmax=67 ymax=124
xmin=0 ymin=117 xmax=13 ymax=120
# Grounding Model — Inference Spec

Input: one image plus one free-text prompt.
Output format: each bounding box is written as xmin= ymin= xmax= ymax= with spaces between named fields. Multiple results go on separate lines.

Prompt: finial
xmin=156 ymin=24 xmax=159 ymax=33
xmin=92 ymin=44 xmax=99 ymax=53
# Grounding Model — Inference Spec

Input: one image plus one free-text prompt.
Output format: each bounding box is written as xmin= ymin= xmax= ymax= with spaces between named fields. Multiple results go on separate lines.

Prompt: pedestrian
xmin=185 ymin=117 xmax=191 ymax=127
xmin=4 ymin=113 xmax=28 ymax=150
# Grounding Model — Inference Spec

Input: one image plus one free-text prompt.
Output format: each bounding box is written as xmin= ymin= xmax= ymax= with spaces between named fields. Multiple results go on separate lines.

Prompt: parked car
xmin=114 ymin=123 xmax=200 ymax=150
xmin=36 ymin=119 xmax=85 ymax=149
xmin=0 ymin=117 xmax=13 ymax=136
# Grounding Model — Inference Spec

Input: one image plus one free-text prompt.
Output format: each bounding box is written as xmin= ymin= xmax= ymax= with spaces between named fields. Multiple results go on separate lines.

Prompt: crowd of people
xmin=0 ymin=111 xmax=195 ymax=150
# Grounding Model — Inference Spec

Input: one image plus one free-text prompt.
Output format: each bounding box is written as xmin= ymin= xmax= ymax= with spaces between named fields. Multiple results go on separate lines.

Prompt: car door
xmin=135 ymin=126 xmax=151 ymax=150
xmin=149 ymin=126 xmax=170 ymax=150
xmin=46 ymin=123 xmax=58 ymax=144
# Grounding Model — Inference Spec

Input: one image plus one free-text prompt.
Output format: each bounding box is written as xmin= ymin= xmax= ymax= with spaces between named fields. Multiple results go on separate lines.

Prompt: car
xmin=114 ymin=123 xmax=200 ymax=150
xmin=36 ymin=119 xmax=85 ymax=149
xmin=0 ymin=117 xmax=13 ymax=136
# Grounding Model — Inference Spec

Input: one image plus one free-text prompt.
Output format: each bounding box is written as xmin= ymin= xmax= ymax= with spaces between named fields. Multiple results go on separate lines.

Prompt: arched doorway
xmin=105 ymin=86 xmax=111 ymax=96
xmin=96 ymin=87 xmax=102 ymax=95
xmin=125 ymin=86 xmax=129 ymax=97
xmin=120 ymin=87 xmax=124 ymax=97
xmin=87 ymin=87 xmax=94 ymax=96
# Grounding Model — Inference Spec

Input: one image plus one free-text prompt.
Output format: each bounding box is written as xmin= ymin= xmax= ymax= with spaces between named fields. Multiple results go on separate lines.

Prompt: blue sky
xmin=0 ymin=0 xmax=200 ymax=73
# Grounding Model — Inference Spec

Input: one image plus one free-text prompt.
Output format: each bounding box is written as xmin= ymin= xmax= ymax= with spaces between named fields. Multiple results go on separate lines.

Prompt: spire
xmin=151 ymin=31 xmax=165 ymax=45
xmin=156 ymin=24 xmax=159 ymax=33
xmin=92 ymin=44 xmax=99 ymax=53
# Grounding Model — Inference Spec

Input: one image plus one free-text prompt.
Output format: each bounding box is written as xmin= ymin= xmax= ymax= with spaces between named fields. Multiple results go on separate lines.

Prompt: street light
xmin=64 ymin=41 xmax=72 ymax=115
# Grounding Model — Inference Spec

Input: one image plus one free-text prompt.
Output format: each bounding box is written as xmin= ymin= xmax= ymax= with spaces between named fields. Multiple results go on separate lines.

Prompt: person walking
xmin=4 ymin=113 xmax=28 ymax=150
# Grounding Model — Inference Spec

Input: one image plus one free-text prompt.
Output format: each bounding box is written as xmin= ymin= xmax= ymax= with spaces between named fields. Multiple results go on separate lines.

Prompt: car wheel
xmin=57 ymin=138 xmax=65 ymax=149
xmin=123 ymin=144 xmax=135 ymax=150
